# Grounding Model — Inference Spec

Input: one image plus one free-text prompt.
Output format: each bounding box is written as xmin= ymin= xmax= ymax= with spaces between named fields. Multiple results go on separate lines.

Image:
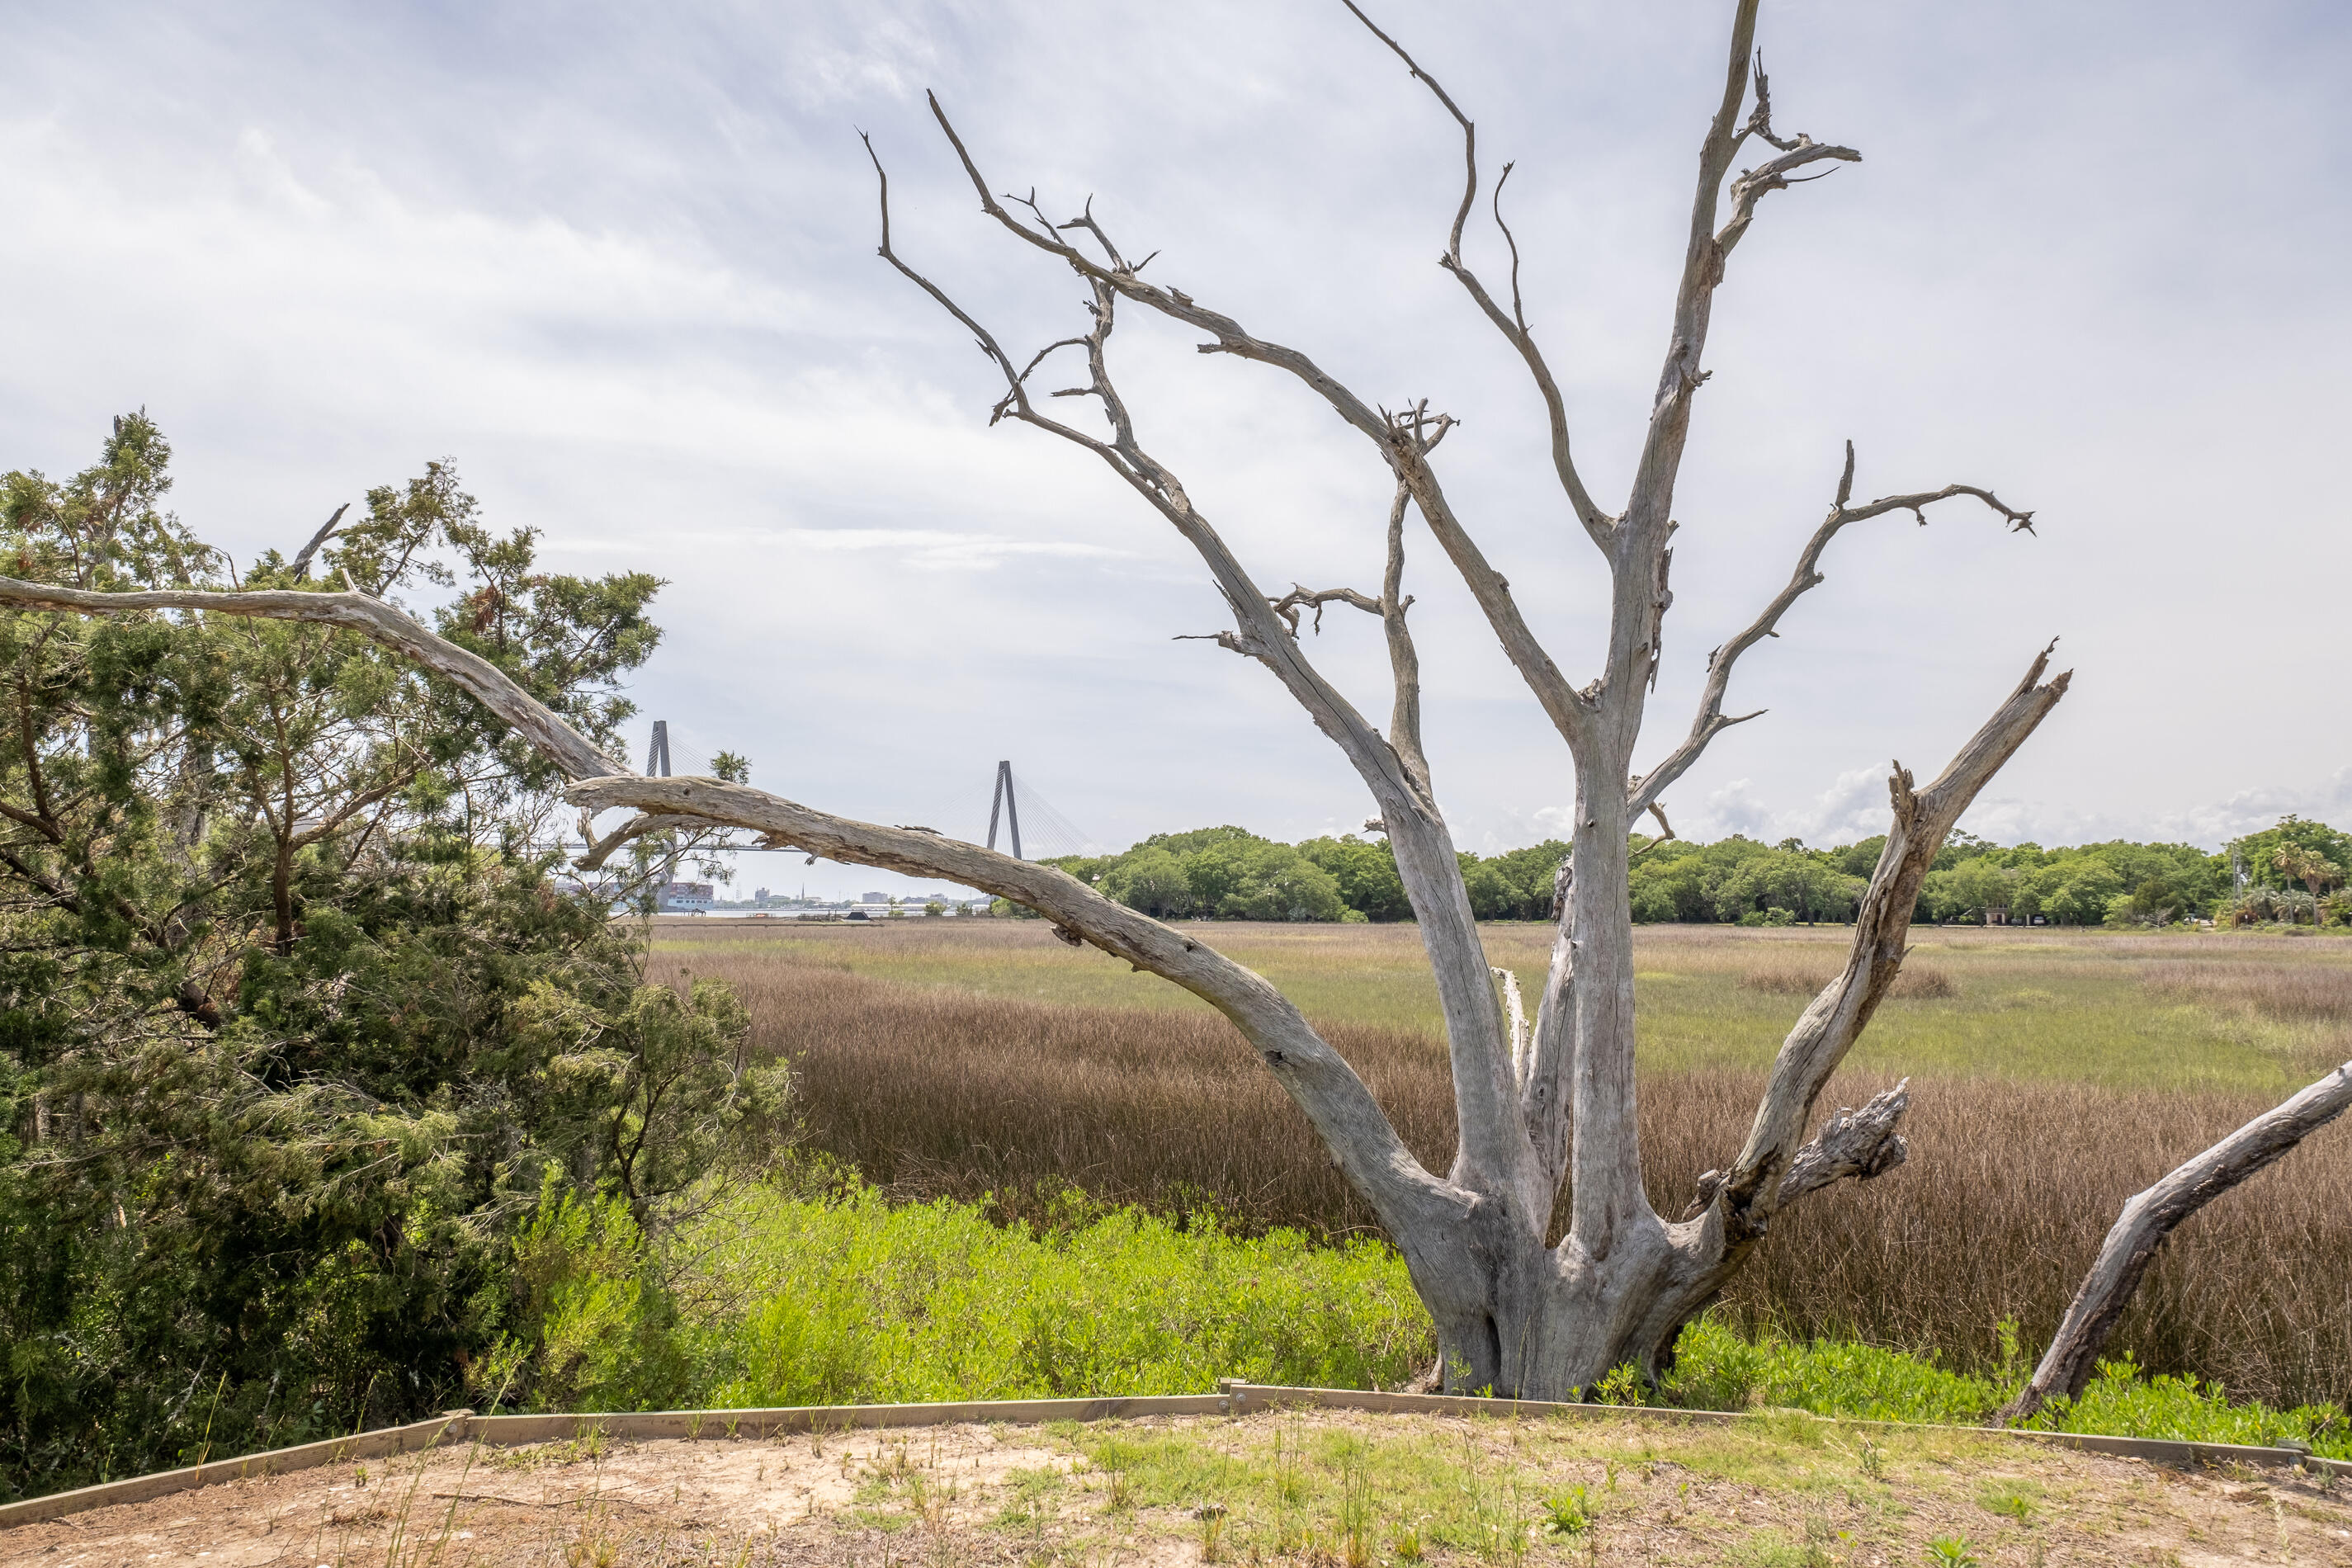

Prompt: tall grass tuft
xmin=1740 ymin=964 xmax=1956 ymax=999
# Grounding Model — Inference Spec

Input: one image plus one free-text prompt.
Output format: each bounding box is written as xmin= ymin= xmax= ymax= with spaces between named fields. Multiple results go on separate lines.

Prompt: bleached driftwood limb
xmin=1999 ymin=1060 xmax=2352 ymax=1423
xmin=0 ymin=577 xmax=622 ymax=782
xmin=1712 ymin=645 xmax=2067 ymax=1240
xmin=573 ymin=812 xmax=715 ymax=872
xmin=288 ymin=503 xmax=350 ymax=579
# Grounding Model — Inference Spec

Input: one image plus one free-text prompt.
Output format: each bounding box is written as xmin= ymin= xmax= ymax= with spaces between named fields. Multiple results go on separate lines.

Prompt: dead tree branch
xmin=1379 ymin=475 xmax=1428 ymax=791
xmin=919 ymin=92 xmax=1597 ymax=756
xmin=573 ymin=812 xmax=712 ymax=872
xmin=0 ymin=577 xmax=622 ymax=781
xmin=1632 ymin=442 xmax=2040 ymax=815
xmin=569 ymin=775 xmax=1476 ymax=1252
xmin=1999 ymin=1060 xmax=2352 ymax=1423
xmin=1712 ymin=645 xmax=2071 ymax=1240
xmin=1684 ymin=1078 xmax=1910 ymax=1220
xmin=289 ymin=503 xmax=350 ymax=579
xmin=1340 ymin=0 xmax=1614 ymax=551
xmin=1269 ymin=584 xmax=1383 ymax=636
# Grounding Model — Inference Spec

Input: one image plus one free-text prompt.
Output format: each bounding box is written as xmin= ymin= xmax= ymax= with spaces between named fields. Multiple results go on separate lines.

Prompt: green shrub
xmin=697 ymin=1187 xmax=1430 ymax=1406
xmin=2019 ymin=1352 xmax=2350 ymax=1457
xmin=1654 ymin=1318 xmax=2350 ymax=1458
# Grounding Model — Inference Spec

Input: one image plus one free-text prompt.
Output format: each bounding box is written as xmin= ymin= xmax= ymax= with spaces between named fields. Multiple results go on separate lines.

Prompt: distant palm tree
xmin=2269 ymin=843 xmax=2343 ymax=924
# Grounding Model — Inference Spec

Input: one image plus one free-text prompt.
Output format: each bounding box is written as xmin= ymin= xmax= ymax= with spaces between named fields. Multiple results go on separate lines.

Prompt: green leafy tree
xmin=1296 ymin=834 xmax=1410 ymax=921
xmin=1099 ymin=847 xmax=1197 ymax=918
xmin=0 ymin=419 xmax=768 ymax=1500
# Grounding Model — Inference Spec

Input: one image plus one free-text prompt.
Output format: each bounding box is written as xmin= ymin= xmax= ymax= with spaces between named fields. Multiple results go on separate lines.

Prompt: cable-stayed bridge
xmin=985 ymin=759 xmax=1098 ymax=861
xmin=601 ymin=727 xmax=1100 ymax=867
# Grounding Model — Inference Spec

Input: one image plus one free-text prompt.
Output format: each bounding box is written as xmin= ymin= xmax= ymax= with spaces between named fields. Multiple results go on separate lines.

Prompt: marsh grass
xmin=2139 ymin=960 xmax=2352 ymax=1023
xmin=1740 ymin=963 xmax=1956 ymax=999
xmin=661 ymin=921 xmax=2352 ymax=1409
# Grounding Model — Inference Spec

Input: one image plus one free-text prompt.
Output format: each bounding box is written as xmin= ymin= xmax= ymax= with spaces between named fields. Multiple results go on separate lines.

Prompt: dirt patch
xmin=4 ymin=1411 xmax=2348 ymax=1566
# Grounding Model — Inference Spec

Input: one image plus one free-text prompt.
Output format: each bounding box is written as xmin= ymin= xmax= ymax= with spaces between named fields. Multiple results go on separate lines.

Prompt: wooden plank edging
xmin=3 ymin=1383 xmax=2340 ymax=1528
xmin=1222 ymin=1383 xmax=2352 ymax=1478
xmin=0 ymin=1413 xmax=470 ymax=1528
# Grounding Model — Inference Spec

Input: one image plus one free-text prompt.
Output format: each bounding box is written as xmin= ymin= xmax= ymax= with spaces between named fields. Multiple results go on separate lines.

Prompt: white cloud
xmin=1665 ymin=764 xmax=1896 ymax=848
xmin=780 ymin=528 xmax=1131 ymax=571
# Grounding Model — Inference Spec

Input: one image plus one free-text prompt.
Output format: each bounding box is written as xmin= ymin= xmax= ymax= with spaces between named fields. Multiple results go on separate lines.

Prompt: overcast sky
xmin=6 ymin=1 xmax=2347 ymax=896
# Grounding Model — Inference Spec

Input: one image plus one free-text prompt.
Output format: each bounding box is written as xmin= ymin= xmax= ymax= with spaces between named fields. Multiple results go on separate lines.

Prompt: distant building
xmin=659 ymin=881 xmax=716 ymax=914
xmin=862 ymin=892 xmax=890 ymax=904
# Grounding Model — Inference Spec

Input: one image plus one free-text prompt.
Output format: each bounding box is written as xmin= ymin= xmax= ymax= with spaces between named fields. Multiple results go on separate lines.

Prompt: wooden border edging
xmin=0 ymin=1413 xmax=470 ymax=1528
xmin=1221 ymin=1383 xmax=2352 ymax=1480
xmin=3 ymin=1383 xmax=2341 ymax=1528
xmin=462 ymin=1393 xmax=1228 ymax=1446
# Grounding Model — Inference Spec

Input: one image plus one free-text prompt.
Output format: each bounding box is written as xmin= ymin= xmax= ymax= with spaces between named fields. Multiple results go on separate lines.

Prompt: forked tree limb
xmin=916 ymin=92 xmax=1598 ymax=757
xmin=1339 ymin=0 xmax=1614 ymax=552
xmin=1269 ymin=584 xmax=1382 ymax=636
xmin=1999 ymin=1060 xmax=2352 ymax=1424
xmin=0 ymin=577 xmax=624 ymax=782
xmin=288 ymin=503 xmax=350 ymax=579
xmin=1712 ymin=643 xmax=2070 ymax=1240
xmin=574 ymin=811 xmax=714 ymax=871
xmin=1632 ymin=442 xmax=2039 ymax=817
xmin=1683 ymin=1078 xmax=1910 ymax=1220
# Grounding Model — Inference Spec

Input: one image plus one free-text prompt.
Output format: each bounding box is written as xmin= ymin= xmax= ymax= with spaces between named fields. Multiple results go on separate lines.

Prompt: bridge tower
xmin=985 ymin=759 xmax=1023 ymax=860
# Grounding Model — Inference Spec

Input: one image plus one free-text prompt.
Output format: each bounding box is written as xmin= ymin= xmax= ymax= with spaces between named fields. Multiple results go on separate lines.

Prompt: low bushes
xmin=499 ymin=1176 xmax=2352 ymax=1460
xmin=500 ymin=1179 xmax=1429 ymax=1413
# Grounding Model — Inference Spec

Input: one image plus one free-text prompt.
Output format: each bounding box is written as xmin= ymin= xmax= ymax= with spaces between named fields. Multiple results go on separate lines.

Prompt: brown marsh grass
xmin=2139 ymin=959 xmax=2352 ymax=1023
xmin=1740 ymin=962 xmax=1957 ymax=999
xmin=665 ymin=919 xmax=2352 ymax=1409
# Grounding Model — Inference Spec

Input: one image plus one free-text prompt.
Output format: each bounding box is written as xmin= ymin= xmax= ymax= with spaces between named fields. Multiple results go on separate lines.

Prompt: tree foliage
xmin=0 ymin=419 xmax=782 ymax=1500
xmin=1054 ymin=818 xmax=2345 ymax=929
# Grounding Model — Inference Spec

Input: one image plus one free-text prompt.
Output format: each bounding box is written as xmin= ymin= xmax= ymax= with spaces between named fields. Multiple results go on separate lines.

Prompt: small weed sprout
xmin=1196 ymin=1503 xmax=1230 ymax=1563
xmin=1541 ymin=1485 xmax=1594 ymax=1537
xmin=1594 ymin=1364 xmax=1648 ymax=1407
xmin=1995 ymin=1316 xmax=2028 ymax=1389
xmin=1925 ymin=1537 xmax=1981 ymax=1568
xmin=1981 ymin=1485 xmax=2036 ymax=1523
xmin=1337 ymin=1444 xmax=1377 ymax=1568
xmin=1392 ymin=1524 xmax=1425 ymax=1564
xmin=1858 ymin=1438 xmax=1886 ymax=1481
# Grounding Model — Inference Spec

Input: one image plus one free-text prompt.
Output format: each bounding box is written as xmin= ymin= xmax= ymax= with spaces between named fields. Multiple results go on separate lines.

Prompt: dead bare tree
xmin=2 ymin=2 xmax=2341 ymax=1402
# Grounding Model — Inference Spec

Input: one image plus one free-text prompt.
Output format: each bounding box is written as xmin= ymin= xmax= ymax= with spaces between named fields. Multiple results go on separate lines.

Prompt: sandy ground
xmin=4 ymin=1411 xmax=2350 ymax=1568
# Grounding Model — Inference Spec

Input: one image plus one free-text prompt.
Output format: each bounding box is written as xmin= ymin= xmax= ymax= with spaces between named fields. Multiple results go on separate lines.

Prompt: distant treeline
xmin=1034 ymin=815 xmax=2352 ymax=928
